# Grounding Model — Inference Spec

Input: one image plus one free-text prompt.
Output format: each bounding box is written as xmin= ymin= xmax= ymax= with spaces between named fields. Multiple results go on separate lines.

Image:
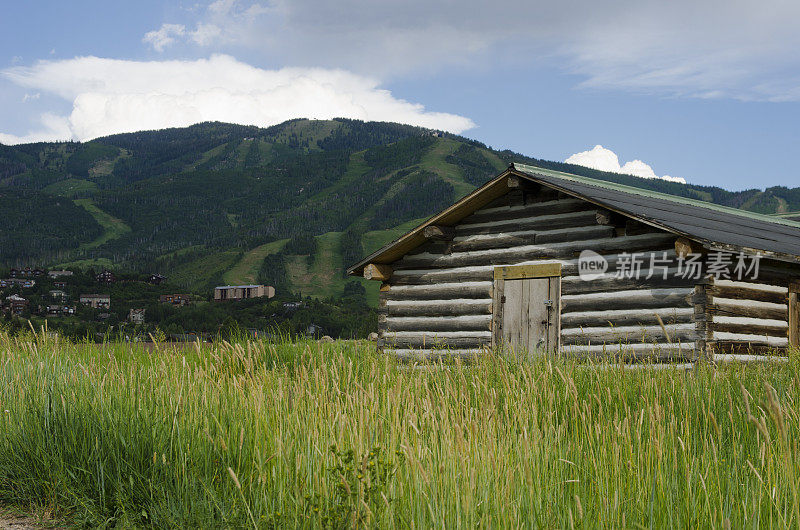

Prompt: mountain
xmin=2 ymin=118 xmax=799 ymax=304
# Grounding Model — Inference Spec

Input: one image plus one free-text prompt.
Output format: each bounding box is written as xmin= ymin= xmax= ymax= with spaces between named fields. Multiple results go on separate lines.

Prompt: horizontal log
xmin=461 ymin=198 xmax=589 ymax=225
xmin=450 ymin=225 xmax=614 ymax=252
xmin=715 ymin=279 xmax=788 ymax=292
xmin=561 ymin=343 xmax=696 ymax=362
xmin=386 ymin=299 xmax=493 ymax=317
xmin=710 ymin=332 xmax=788 ymax=347
xmin=382 ymin=281 xmax=493 ymax=301
xmin=712 ymin=315 xmax=787 ymax=328
xmin=710 ymin=285 xmax=788 ymax=305
xmin=709 ymin=316 xmax=788 ymax=338
xmin=561 ymin=308 xmax=695 ymax=328
xmin=479 ymin=189 xmax=559 ymax=214
xmin=381 ymin=331 xmax=491 ymax=349
xmin=561 ymin=341 xmax=696 ymax=354
xmin=561 ymin=324 xmax=699 ymax=346
xmin=363 ymin=263 xmax=392 ymax=281
xmin=561 ymin=288 xmax=694 ymax=313
xmin=482 ymin=195 xmax=517 ymax=210
xmin=385 ymin=349 xmax=485 ymax=361
xmin=423 ymin=225 xmax=455 ymax=241
xmin=712 ymin=353 xmax=788 ymax=363
xmin=390 ymin=250 xmax=678 ymax=285
xmin=710 ymin=341 xmax=788 ymax=356
xmin=397 ymin=233 xmax=677 ymax=269
xmin=455 ymin=210 xmax=601 ymax=236
xmin=561 ymin=270 xmax=693 ymax=296
xmin=711 ymin=297 xmax=788 ymax=321
xmin=385 ymin=315 xmax=492 ymax=332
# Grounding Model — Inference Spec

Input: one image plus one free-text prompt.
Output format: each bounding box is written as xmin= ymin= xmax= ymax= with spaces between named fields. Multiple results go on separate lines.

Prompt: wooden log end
xmin=423 ymin=225 xmax=455 ymax=241
xmin=364 ymin=263 xmax=393 ymax=281
xmin=675 ymin=236 xmax=704 ymax=258
xmin=595 ymin=210 xmax=613 ymax=226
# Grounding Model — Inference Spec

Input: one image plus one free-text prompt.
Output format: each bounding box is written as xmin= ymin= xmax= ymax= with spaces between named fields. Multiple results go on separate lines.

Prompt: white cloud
xmin=142 ymin=0 xmax=800 ymax=100
xmin=0 ymin=113 xmax=72 ymax=145
xmin=565 ymin=145 xmax=686 ymax=184
xmin=22 ymin=93 xmax=40 ymax=102
xmin=142 ymin=23 xmax=187 ymax=52
xmin=144 ymin=0 xmax=270 ymax=51
xmin=0 ymin=54 xmax=475 ymax=143
xmin=191 ymin=23 xmax=223 ymax=46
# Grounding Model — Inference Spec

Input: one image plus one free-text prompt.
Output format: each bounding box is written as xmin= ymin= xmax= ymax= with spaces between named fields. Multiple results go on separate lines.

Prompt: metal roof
xmin=773 ymin=212 xmax=800 ymax=222
xmin=513 ymin=163 xmax=800 ymax=262
xmin=348 ymin=164 xmax=800 ymax=275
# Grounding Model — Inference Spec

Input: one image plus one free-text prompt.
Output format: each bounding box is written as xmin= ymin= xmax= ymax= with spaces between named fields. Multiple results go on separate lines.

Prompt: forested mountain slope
xmin=2 ymin=118 xmax=798 ymax=301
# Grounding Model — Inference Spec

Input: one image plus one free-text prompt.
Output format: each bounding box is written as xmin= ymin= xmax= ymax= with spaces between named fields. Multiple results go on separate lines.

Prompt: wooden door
xmin=493 ymin=264 xmax=561 ymax=356
xmin=790 ymin=282 xmax=800 ymax=349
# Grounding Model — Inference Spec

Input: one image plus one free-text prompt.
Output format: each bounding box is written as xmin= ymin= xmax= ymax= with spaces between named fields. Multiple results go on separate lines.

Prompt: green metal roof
xmin=513 ymin=163 xmax=800 ymax=230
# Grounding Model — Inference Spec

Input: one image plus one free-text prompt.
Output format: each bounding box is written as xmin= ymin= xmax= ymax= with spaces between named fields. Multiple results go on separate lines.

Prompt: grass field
xmin=284 ymin=231 xmax=354 ymax=300
xmin=224 ymin=239 xmax=289 ymax=286
xmin=0 ymin=329 xmax=798 ymax=528
xmin=169 ymin=250 xmax=242 ymax=292
xmin=42 ymin=178 xmax=99 ymax=198
xmin=73 ymin=198 xmax=132 ymax=250
xmin=420 ymin=138 xmax=476 ymax=199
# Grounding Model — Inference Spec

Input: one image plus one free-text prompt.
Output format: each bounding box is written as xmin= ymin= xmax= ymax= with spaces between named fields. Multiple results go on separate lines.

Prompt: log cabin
xmin=348 ymin=163 xmax=800 ymax=363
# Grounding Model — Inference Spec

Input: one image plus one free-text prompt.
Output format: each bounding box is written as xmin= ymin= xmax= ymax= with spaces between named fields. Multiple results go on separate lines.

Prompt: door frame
xmin=790 ymin=280 xmax=800 ymax=349
xmin=492 ymin=263 xmax=562 ymax=352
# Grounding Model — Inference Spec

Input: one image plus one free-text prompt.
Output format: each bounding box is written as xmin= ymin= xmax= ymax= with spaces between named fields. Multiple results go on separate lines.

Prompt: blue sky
xmin=2 ymin=0 xmax=799 ymax=190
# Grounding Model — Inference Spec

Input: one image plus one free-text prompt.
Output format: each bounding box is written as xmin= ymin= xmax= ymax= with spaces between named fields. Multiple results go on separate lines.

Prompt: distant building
xmin=159 ymin=294 xmax=192 ymax=306
xmin=96 ymin=270 xmax=116 ymax=284
xmin=128 ymin=308 xmax=146 ymax=324
xmin=0 ymin=278 xmax=35 ymax=288
xmin=49 ymin=289 xmax=68 ymax=300
xmin=6 ymin=295 xmax=29 ymax=315
xmin=47 ymin=305 xmax=76 ymax=317
xmin=148 ymin=273 xmax=166 ymax=285
xmin=213 ymin=284 xmax=275 ymax=302
xmin=53 ymin=281 xmax=68 ymax=289
xmin=79 ymin=294 xmax=111 ymax=309
xmin=10 ymin=267 xmax=44 ymax=278
xmin=305 ymin=323 xmax=323 ymax=337
xmin=47 ymin=270 xmax=74 ymax=279
xmin=282 ymin=301 xmax=303 ymax=310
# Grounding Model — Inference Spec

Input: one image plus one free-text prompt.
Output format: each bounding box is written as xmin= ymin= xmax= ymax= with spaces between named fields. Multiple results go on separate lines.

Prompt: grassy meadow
xmin=0 ymin=328 xmax=799 ymax=528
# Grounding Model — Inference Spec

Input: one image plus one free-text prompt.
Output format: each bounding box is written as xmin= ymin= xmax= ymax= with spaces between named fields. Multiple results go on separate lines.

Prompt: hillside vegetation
xmin=2 ymin=118 xmax=799 ymax=302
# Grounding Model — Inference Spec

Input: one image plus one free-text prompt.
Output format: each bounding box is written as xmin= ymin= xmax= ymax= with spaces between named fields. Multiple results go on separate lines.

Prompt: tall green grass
xmin=0 ymin=328 xmax=798 ymax=528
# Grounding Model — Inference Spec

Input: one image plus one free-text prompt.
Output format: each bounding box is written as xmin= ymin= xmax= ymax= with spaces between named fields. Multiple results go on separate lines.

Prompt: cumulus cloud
xmin=0 ymin=55 xmax=475 ymax=143
xmin=142 ymin=24 xmax=187 ymax=52
xmin=142 ymin=0 xmax=800 ymax=100
xmin=565 ymin=145 xmax=686 ymax=184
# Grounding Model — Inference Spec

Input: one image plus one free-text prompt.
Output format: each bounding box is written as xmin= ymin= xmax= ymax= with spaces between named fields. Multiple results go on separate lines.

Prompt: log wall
xmin=379 ymin=189 xmax=699 ymax=360
xmin=706 ymin=277 xmax=792 ymax=360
